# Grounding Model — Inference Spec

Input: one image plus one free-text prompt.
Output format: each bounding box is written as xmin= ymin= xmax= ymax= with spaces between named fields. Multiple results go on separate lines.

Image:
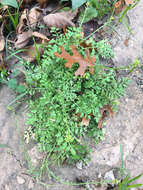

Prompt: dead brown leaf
xmin=15 ymin=30 xmax=32 ymax=49
xmin=0 ymin=20 xmax=6 ymax=52
xmin=43 ymin=10 xmax=78 ymax=28
xmin=28 ymin=7 xmax=42 ymax=27
xmin=124 ymin=38 xmax=129 ymax=47
xmin=54 ymin=45 xmax=95 ymax=77
xmin=16 ymin=9 xmax=28 ymax=34
xmin=22 ymin=44 xmax=43 ymax=62
xmin=98 ymin=105 xmax=114 ymax=129
xmin=81 ymin=116 xmax=90 ymax=126
xmin=22 ymin=32 xmax=49 ymax=62
xmin=32 ymin=31 xmax=49 ymax=42
xmin=22 ymin=39 xmax=48 ymax=62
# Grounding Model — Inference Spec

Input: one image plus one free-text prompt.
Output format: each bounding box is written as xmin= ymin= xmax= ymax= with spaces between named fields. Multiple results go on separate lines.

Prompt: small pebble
xmin=76 ymin=161 xmax=82 ymax=170
xmin=5 ymin=184 xmax=10 ymax=190
xmin=98 ymin=173 xmax=102 ymax=178
xmin=104 ymin=170 xmax=115 ymax=183
xmin=28 ymin=179 xmax=34 ymax=189
xmin=17 ymin=176 xmax=25 ymax=184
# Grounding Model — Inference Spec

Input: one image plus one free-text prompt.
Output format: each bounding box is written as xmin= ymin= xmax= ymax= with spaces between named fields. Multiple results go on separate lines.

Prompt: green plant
xmin=0 ymin=0 xmax=20 ymax=31
xmin=0 ymin=0 xmax=18 ymax=8
xmin=117 ymin=145 xmax=143 ymax=190
xmin=8 ymin=69 xmax=26 ymax=93
xmin=0 ymin=67 xmax=7 ymax=83
xmin=117 ymin=173 xmax=143 ymax=190
xmin=79 ymin=0 xmax=115 ymax=23
xmin=25 ymin=27 xmax=128 ymax=164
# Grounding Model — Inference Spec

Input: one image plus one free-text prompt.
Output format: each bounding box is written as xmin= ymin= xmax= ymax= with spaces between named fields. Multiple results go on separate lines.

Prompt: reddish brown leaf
xmin=80 ymin=41 xmax=97 ymax=53
xmin=124 ymin=38 xmax=129 ymax=47
xmin=54 ymin=45 xmax=95 ymax=77
xmin=81 ymin=116 xmax=90 ymax=126
xmin=98 ymin=105 xmax=114 ymax=129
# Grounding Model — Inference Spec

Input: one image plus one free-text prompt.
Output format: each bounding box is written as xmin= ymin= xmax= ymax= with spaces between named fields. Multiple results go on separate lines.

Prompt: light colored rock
xmin=98 ymin=173 xmax=102 ymax=178
xmin=16 ymin=175 xmax=25 ymax=184
xmin=5 ymin=184 xmax=10 ymax=190
xmin=104 ymin=170 xmax=115 ymax=182
xmin=28 ymin=179 xmax=34 ymax=189
xmin=76 ymin=161 xmax=82 ymax=170
xmin=28 ymin=146 xmax=43 ymax=167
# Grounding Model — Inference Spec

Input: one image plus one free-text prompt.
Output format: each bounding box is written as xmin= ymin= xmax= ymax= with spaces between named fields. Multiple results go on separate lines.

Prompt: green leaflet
xmin=1 ymin=0 xmax=18 ymax=8
xmin=72 ymin=0 xmax=86 ymax=10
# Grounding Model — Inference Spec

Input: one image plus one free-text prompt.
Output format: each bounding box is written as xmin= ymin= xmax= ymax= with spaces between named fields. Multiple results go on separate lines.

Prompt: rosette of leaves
xmin=25 ymin=28 xmax=128 ymax=164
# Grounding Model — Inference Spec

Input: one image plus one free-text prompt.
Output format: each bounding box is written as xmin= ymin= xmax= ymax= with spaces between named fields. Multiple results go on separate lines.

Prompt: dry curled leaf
xmin=98 ymin=105 xmax=114 ymax=129
xmin=43 ymin=10 xmax=78 ymax=28
xmin=22 ymin=33 xmax=48 ymax=62
xmin=32 ymin=31 xmax=49 ymax=42
xmin=54 ymin=45 xmax=95 ymax=77
xmin=28 ymin=7 xmax=42 ymax=27
xmin=0 ymin=20 xmax=6 ymax=52
xmin=22 ymin=44 xmax=44 ymax=62
xmin=81 ymin=116 xmax=90 ymax=127
xmin=15 ymin=30 xmax=32 ymax=49
xmin=22 ymin=39 xmax=48 ymax=62
xmin=16 ymin=9 xmax=28 ymax=34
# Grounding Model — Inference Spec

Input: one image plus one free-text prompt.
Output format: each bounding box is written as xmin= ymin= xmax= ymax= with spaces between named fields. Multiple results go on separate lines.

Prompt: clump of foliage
xmin=25 ymin=28 xmax=128 ymax=164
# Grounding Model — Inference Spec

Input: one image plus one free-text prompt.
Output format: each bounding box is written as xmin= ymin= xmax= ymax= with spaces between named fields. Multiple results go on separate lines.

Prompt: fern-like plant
xmin=25 ymin=28 xmax=128 ymax=164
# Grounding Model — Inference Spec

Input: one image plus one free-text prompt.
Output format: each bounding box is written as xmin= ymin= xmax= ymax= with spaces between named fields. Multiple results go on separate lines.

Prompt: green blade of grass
xmin=126 ymin=184 xmax=143 ymax=189
xmin=127 ymin=173 xmax=143 ymax=184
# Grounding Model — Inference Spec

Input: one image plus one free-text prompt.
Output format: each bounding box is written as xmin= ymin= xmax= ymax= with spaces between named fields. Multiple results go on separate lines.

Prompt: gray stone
xmin=28 ymin=146 xmax=43 ymax=167
xmin=16 ymin=176 xmax=25 ymax=185
xmin=104 ymin=170 xmax=115 ymax=182
xmin=76 ymin=161 xmax=83 ymax=170
xmin=28 ymin=179 xmax=34 ymax=189
xmin=5 ymin=184 xmax=10 ymax=190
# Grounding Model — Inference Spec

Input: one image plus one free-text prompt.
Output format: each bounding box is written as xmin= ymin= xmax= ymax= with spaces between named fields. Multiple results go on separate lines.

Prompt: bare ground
xmin=0 ymin=0 xmax=143 ymax=189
